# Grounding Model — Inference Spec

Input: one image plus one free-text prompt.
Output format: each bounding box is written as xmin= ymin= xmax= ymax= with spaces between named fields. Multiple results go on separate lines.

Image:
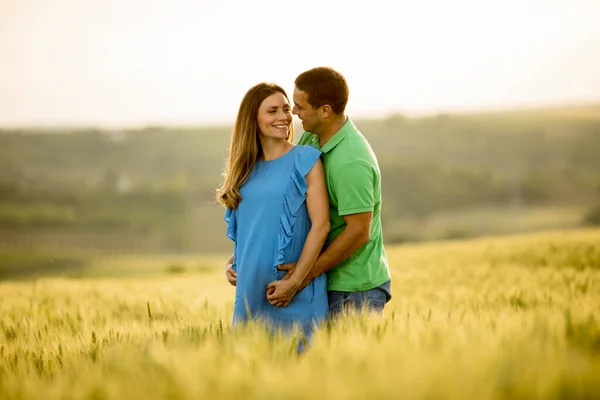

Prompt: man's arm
xmin=279 ymin=212 xmax=372 ymax=290
xmin=306 ymin=211 xmax=372 ymax=281
xmin=278 ymin=160 xmax=375 ymax=289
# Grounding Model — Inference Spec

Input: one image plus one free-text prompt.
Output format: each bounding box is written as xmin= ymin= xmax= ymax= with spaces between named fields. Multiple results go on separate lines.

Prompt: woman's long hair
xmin=216 ymin=83 xmax=294 ymax=210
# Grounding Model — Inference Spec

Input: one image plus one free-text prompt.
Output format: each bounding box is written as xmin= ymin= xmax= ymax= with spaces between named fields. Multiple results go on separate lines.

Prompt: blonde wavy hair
xmin=216 ymin=82 xmax=294 ymax=210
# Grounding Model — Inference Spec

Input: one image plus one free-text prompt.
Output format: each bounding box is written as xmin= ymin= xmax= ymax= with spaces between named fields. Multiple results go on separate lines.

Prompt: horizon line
xmin=1 ymin=99 xmax=599 ymax=131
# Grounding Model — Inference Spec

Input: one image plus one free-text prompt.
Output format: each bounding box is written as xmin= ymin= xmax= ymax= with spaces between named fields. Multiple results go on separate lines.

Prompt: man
xmin=267 ymin=66 xmax=392 ymax=316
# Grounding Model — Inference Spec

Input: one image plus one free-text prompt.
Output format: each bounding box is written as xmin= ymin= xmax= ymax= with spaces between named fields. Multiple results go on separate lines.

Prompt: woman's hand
xmin=266 ymin=279 xmax=300 ymax=307
xmin=224 ymin=257 xmax=236 ymax=286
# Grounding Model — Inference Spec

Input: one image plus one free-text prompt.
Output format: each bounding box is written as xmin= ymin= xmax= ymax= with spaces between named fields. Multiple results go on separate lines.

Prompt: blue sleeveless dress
xmin=224 ymin=145 xmax=328 ymax=340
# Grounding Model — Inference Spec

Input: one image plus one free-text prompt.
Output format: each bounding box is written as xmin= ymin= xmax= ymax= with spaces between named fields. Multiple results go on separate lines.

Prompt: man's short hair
xmin=295 ymin=67 xmax=349 ymax=115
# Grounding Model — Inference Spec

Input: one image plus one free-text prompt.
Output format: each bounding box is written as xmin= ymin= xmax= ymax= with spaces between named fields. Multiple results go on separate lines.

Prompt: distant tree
xmin=583 ymin=205 xmax=600 ymax=225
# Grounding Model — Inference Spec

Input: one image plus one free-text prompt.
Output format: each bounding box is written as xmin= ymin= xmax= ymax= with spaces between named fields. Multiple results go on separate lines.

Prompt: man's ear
xmin=320 ymin=105 xmax=332 ymax=118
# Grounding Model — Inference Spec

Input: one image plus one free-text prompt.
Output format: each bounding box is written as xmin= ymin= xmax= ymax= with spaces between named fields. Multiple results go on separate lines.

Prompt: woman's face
xmin=257 ymin=92 xmax=292 ymax=140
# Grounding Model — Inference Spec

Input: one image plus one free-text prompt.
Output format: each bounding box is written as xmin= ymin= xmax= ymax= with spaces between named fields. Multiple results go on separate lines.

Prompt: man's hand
xmin=266 ymin=279 xmax=300 ymax=307
xmin=224 ymin=261 xmax=236 ymax=286
xmin=277 ymin=262 xmax=311 ymax=292
xmin=277 ymin=262 xmax=296 ymax=280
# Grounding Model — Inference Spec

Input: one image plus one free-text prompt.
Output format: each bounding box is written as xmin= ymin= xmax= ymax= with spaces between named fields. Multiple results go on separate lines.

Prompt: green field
xmin=1 ymin=229 xmax=599 ymax=399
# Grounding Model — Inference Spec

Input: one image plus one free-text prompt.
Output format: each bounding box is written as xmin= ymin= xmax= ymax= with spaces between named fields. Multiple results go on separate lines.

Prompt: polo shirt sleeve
xmin=333 ymin=161 xmax=375 ymax=216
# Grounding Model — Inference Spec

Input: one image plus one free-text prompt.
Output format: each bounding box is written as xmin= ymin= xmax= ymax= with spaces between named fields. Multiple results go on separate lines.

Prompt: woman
xmin=216 ymin=82 xmax=330 ymax=347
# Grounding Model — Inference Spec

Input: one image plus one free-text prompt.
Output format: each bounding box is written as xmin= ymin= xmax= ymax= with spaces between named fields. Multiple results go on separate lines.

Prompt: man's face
xmin=292 ymin=88 xmax=321 ymax=134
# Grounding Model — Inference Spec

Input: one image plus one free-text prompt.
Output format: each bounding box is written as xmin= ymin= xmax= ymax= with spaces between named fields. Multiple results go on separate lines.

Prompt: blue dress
xmin=224 ymin=145 xmax=328 ymax=340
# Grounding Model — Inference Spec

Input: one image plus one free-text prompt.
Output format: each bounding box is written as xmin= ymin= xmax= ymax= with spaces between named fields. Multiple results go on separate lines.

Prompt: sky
xmin=1 ymin=0 xmax=599 ymax=127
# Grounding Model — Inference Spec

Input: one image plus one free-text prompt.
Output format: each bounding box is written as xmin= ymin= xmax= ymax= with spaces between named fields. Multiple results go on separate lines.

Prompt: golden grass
xmin=1 ymin=229 xmax=599 ymax=399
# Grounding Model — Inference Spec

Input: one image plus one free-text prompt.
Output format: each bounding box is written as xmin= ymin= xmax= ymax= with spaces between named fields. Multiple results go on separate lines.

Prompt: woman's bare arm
xmin=266 ymin=158 xmax=330 ymax=307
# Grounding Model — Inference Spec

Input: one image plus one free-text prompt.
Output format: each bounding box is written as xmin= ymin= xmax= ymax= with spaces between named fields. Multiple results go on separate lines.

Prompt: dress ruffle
xmin=273 ymin=146 xmax=322 ymax=276
xmin=224 ymin=207 xmax=237 ymax=242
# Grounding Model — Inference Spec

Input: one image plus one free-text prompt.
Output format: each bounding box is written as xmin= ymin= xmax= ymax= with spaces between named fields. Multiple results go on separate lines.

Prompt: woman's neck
xmin=259 ymin=137 xmax=293 ymax=161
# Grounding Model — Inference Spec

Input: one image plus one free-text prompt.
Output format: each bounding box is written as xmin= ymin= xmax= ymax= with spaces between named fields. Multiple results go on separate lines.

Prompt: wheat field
xmin=1 ymin=229 xmax=599 ymax=399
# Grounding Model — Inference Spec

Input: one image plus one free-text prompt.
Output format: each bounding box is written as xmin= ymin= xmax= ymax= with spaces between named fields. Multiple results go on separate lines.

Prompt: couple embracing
xmin=217 ymin=67 xmax=391 ymax=348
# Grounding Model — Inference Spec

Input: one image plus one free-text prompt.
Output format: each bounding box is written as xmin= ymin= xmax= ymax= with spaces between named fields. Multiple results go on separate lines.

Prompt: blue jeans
xmin=328 ymin=285 xmax=390 ymax=318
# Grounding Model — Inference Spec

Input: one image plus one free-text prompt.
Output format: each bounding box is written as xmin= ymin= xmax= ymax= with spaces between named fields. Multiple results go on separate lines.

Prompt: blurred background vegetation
xmin=1 ymin=104 xmax=599 ymax=277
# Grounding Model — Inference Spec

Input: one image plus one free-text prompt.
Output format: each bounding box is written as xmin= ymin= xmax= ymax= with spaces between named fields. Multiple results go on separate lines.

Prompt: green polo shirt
xmin=298 ymin=117 xmax=391 ymax=292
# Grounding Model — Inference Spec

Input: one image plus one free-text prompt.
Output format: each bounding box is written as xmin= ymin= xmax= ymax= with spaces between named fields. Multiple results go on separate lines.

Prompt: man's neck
xmin=319 ymin=115 xmax=347 ymax=148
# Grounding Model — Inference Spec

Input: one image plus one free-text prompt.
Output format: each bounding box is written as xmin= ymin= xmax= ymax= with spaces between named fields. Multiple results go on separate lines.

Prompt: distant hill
xmin=0 ymin=104 xmax=598 ymax=253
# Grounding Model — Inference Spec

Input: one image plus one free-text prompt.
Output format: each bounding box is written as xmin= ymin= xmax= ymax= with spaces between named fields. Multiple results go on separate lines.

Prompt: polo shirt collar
xmin=320 ymin=116 xmax=353 ymax=154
